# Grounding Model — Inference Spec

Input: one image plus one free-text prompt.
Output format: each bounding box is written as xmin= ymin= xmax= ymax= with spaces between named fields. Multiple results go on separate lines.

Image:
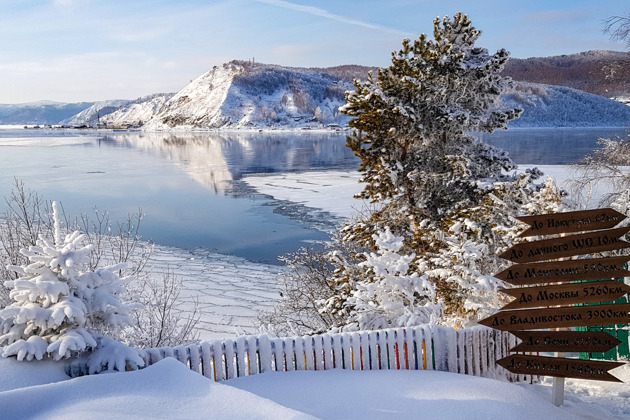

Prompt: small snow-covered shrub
xmin=0 ymin=202 xmax=143 ymax=372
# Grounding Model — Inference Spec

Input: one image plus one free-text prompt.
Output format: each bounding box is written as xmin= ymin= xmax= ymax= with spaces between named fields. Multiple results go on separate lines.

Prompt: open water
xmin=0 ymin=127 xmax=627 ymax=263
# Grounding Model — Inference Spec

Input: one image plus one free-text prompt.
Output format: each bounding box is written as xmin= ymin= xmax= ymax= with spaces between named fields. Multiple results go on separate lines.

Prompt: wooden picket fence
xmin=138 ymin=325 xmax=522 ymax=382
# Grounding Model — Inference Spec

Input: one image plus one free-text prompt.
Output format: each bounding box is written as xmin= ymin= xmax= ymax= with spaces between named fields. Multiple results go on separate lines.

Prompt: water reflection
xmin=1 ymin=127 xmax=628 ymax=263
xmin=480 ymin=127 xmax=629 ymax=165
xmin=100 ymin=132 xmax=358 ymax=193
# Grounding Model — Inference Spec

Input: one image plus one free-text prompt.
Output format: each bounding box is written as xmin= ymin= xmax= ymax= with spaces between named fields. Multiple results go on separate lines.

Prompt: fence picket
xmin=421 ymin=327 xmax=433 ymax=370
xmin=348 ymin=332 xmax=360 ymax=370
xmin=284 ymin=337 xmax=296 ymax=371
xmin=368 ymin=331 xmax=380 ymax=370
xmin=322 ymin=334 xmax=333 ymax=370
xmin=189 ymin=344 xmax=201 ymax=373
xmin=313 ymin=335 xmax=324 ymax=370
xmin=258 ymin=335 xmax=272 ymax=374
xmin=456 ymin=330 xmax=465 ymax=374
xmin=465 ymin=330 xmax=474 ymax=376
xmin=200 ymin=341 xmax=214 ymax=380
xmin=236 ymin=338 xmax=247 ymax=377
xmin=304 ymin=336 xmax=315 ymax=370
xmin=224 ymin=340 xmax=236 ymax=379
xmin=247 ymin=336 xmax=258 ymax=375
xmin=332 ymin=333 xmax=343 ymax=369
xmin=213 ymin=341 xmax=226 ymax=381
xmin=295 ymin=337 xmax=306 ymax=370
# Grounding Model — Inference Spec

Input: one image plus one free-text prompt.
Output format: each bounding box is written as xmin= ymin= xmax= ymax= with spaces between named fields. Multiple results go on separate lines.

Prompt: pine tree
xmin=335 ymin=13 xmax=562 ymax=326
xmin=341 ymin=12 xmax=521 ymax=224
xmin=0 ymin=202 xmax=142 ymax=370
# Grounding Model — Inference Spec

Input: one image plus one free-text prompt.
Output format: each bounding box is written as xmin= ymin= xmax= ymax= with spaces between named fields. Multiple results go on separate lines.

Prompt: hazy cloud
xmin=254 ymin=0 xmax=411 ymax=37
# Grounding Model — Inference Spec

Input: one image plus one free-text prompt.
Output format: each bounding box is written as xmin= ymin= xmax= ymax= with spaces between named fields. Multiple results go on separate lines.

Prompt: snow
xmin=242 ymin=164 xmax=582 ymax=219
xmin=2 ymin=164 xmax=630 ymax=418
xmin=1 ymin=355 xmax=628 ymax=419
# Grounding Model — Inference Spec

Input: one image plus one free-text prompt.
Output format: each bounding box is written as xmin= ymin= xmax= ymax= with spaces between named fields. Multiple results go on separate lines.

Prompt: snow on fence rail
xmin=132 ymin=325 xmax=521 ymax=382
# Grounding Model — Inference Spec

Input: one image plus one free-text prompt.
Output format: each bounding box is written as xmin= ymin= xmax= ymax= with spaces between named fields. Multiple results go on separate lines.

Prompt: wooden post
xmin=552 ymin=327 xmax=566 ymax=406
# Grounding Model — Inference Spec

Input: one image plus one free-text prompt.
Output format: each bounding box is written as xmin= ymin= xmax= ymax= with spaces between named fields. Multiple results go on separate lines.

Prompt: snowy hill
xmin=59 ymin=99 xmax=136 ymax=126
xmin=137 ymin=60 xmax=629 ymax=130
xmin=0 ymin=101 xmax=93 ymax=125
xmin=142 ymin=60 xmax=354 ymax=130
xmin=503 ymin=82 xmax=630 ymax=127
xmin=98 ymin=93 xmax=173 ymax=127
xmin=2 ymin=52 xmax=629 ymax=129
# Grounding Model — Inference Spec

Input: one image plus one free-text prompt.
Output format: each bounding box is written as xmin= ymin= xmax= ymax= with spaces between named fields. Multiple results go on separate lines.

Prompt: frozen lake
xmin=0 ymin=127 xmax=627 ymax=263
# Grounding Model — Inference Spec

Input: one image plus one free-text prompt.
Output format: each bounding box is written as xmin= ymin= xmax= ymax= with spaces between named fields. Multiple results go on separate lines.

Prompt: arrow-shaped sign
xmin=478 ymin=302 xmax=630 ymax=331
xmin=499 ymin=226 xmax=630 ymax=263
xmin=509 ymin=330 xmax=622 ymax=353
xmin=500 ymin=280 xmax=630 ymax=310
xmin=517 ymin=208 xmax=626 ymax=237
xmin=497 ymin=354 xmax=623 ymax=382
xmin=494 ymin=256 xmax=630 ymax=285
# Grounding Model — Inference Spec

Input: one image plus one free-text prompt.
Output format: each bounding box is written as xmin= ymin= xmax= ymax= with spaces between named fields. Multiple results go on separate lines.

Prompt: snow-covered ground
xmin=1 ymin=355 xmax=628 ymax=419
xmin=3 ymin=165 xmax=630 ymax=418
xmin=148 ymin=246 xmax=282 ymax=341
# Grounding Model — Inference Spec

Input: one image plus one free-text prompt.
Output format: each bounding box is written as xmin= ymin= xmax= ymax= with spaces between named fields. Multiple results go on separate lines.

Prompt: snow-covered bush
xmin=0 ymin=202 xmax=144 ymax=372
xmin=346 ymin=228 xmax=439 ymax=330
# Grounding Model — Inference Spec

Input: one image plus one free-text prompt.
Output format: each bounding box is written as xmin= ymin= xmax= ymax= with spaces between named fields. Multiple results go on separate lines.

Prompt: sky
xmin=1 ymin=0 xmax=628 ymax=104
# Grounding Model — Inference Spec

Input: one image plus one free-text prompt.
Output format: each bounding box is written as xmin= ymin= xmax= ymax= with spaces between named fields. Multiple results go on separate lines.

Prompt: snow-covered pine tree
xmin=0 ymin=202 xmax=143 ymax=372
xmin=333 ymin=13 xmax=562 ymax=326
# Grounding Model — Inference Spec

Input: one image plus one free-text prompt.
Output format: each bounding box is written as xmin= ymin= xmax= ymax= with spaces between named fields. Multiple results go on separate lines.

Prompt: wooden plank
xmin=499 ymin=226 xmax=630 ymax=263
xmin=496 ymin=354 xmax=623 ymax=382
xmin=509 ymin=330 xmax=621 ymax=353
xmin=517 ymin=208 xmax=626 ymax=237
xmin=501 ymin=280 xmax=630 ymax=310
xmin=478 ymin=302 xmax=630 ymax=331
xmin=494 ymin=256 xmax=630 ymax=285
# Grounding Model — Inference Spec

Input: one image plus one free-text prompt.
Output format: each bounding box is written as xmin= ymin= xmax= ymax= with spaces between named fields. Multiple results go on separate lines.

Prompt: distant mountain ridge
xmin=1 ymin=50 xmax=628 ymax=128
xmin=502 ymin=50 xmax=630 ymax=100
xmin=0 ymin=101 xmax=94 ymax=125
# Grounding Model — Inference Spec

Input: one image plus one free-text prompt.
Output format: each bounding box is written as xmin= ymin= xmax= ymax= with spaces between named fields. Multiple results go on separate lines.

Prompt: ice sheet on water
xmin=0 ymin=137 xmax=97 ymax=147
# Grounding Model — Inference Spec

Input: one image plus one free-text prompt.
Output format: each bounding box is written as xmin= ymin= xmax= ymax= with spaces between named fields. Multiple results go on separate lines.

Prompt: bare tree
xmin=0 ymin=179 xmax=53 ymax=306
xmin=570 ymin=135 xmax=630 ymax=206
xmin=257 ymin=229 xmax=361 ymax=336
xmin=126 ymin=269 xmax=200 ymax=348
xmin=604 ymin=13 xmax=630 ymax=48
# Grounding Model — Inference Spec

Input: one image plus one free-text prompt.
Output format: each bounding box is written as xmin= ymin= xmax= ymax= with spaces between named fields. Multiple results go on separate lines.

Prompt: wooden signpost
xmin=498 ymin=226 xmax=630 ymax=264
xmin=496 ymin=354 xmax=624 ymax=382
xmin=494 ymin=256 xmax=630 ymax=286
xmin=500 ymin=281 xmax=630 ymax=310
xmin=516 ymin=208 xmax=626 ymax=237
xmin=479 ymin=208 xmax=630 ymax=405
xmin=509 ymin=330 xmax=621 ymax=353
